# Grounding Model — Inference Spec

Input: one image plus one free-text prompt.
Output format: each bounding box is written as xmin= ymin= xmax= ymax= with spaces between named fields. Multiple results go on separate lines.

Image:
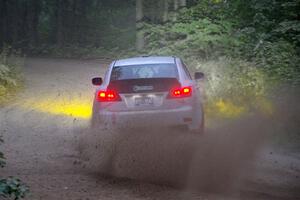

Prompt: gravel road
xmin=0 ymin=58 xmax=299 ymax=200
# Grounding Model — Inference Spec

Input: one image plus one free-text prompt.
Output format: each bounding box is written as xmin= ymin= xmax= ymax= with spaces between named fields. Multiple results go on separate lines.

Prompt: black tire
xmin=90 ymin=112 xmax=100 ymax=129
xmin=189 ymin=110 xmax=205 ymax=134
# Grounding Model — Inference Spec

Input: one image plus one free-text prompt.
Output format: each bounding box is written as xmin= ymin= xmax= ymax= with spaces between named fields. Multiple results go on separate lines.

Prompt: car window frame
xmin=109 ymin=63 xmax=179 ymax=81
xmin=179 ymin=59 xmax=192 ymax=80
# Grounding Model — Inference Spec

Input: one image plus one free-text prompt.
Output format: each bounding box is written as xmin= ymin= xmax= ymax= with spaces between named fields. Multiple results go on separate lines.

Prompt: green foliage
xmin=192 ymin=57 xmax=271 ymax=118
xmin=138 ymin=0 xmax=300 ymax=119
xmin=144 ymin=18 xmax=240 ymax=59
xmin=0 ymin=48 xmax=22 ymax=104
xmin=194 ymin=58 xmax=266 ymax=103
xmin=177 ymin=0 xmax=227 ymax=22
xmin=0 ymin=177 xmax=29 ymax=200
xmin=142 ymin=0 xmax=300 ymax=85
xmin=254 ymin=40 xmax=300 ymax=84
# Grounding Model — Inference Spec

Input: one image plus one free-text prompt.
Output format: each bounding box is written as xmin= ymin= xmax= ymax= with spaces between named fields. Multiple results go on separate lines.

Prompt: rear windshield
xmin=111 ymin=64 xmax=178 ymax=81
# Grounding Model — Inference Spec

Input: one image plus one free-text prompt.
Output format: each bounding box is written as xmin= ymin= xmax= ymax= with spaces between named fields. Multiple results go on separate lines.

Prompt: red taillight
xmin=169 ymin=86 xmax=192 ymax=98
xmin=97 ymin=90 xmax=121 ymax=102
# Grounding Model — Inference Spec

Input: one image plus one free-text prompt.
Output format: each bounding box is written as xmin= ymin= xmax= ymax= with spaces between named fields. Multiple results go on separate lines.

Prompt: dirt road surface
xmin=0 ymin=58 xmax=299 ymax=200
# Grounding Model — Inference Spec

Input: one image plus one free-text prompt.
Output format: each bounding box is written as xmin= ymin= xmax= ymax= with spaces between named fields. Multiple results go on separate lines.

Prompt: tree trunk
xmin=28 ymin=0 xmax=41 ymax=46
xmin=78 ymin=0 xmax=88 ymax=45
xmin=173 ymin=0 xmax=186 ymax=21
xmin=136 ymin=0 xmax=144 ymax=51
xmin=56 ymin=0 xmax=64 ymax=46
xmin=174 ymin=0 xmax=180 ymax=10
xmin=179 ymin=0 xmax=186 ymax=8
xmin=10 ymin=0 xmax=18 ymax=46
xmin=163 ymin=0 xmax=169 ymax=23
xmin=173 ymin=0 xmax=179 ymax=21
xmin=0 ymin=0 xmax=7 ymax=47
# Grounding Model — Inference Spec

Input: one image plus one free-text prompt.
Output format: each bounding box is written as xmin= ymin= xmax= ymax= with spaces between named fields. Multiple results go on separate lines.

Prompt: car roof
xmin=114 ymin=56 xmax=176 ymax=67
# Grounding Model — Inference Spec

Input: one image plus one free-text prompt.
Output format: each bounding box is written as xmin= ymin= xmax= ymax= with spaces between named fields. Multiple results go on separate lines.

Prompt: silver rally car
xmin=91 ymin=56 xmax=205 ymax=133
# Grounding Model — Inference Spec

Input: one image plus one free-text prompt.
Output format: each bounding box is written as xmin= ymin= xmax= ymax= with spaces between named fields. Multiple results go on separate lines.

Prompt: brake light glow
xmin=169 ymin=86 xmax=192 ymax=98
xmin=97 ymin=90 xmax=121 ymax=102
xmin=183 ymin=87 xmax=191 ymax=94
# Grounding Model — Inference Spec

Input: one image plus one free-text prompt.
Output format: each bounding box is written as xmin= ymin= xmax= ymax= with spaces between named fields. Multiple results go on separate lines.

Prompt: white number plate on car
xmin=134 ymin=96 xmax=154 ymax=106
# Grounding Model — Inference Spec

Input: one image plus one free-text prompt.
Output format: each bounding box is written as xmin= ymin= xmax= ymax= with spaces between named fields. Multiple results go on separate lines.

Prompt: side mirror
xmin=92 ymin=77 xmax=103 ymax=86
xmin=194 ymin=72 xmax=204 ymax=80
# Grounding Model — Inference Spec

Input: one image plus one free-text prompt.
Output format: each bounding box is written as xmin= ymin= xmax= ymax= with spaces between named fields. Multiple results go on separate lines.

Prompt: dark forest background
xmin=0 ymin=0 xmax=136 ymax=53
xmin=0 ymin=0 xmax=299 ymax=101
xmin=1 ymin=0 xmax=300 ymax=114
xmin=1 ymin=0 xmax=299 ymax=69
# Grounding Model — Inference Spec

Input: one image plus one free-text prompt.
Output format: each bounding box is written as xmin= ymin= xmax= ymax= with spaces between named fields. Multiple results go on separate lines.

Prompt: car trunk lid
xmin=107 ymin=78 xmax=180 ymax=109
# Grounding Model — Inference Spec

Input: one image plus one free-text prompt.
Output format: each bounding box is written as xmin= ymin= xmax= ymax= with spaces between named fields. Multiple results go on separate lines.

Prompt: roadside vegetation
xmin=0 ymin=48 xmax=27 ymax=199
xmin=0 ymin=48 xmax=23 ymax=105
xmin=140 ymin=0 xmax=300 ymax=120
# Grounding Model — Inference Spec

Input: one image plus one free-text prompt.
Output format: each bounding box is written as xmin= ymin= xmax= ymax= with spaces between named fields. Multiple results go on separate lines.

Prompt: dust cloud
xmin=76 ymin=113 xmax=271 ymax=197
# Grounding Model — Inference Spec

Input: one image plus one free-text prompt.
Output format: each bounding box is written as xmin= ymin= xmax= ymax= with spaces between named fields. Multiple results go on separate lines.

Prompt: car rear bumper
xmin=95 ymin=106 xmax=194 ymax=128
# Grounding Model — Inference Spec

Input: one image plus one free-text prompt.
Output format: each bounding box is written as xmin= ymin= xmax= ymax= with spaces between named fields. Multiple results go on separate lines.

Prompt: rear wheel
xmin=188 ymin=104 xmax=205 ymax=134
xmin=90 ymin=112 xmax=101 ymax=129
xmin=189 ymin=115 xmax=204 ymax=134
xmin=90 ymin=101 xmax=106 ymax=130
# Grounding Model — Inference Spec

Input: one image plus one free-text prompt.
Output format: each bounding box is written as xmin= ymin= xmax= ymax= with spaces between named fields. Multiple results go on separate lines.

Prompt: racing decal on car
xmin=133 ymin=85 xmax=154 ymax=92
